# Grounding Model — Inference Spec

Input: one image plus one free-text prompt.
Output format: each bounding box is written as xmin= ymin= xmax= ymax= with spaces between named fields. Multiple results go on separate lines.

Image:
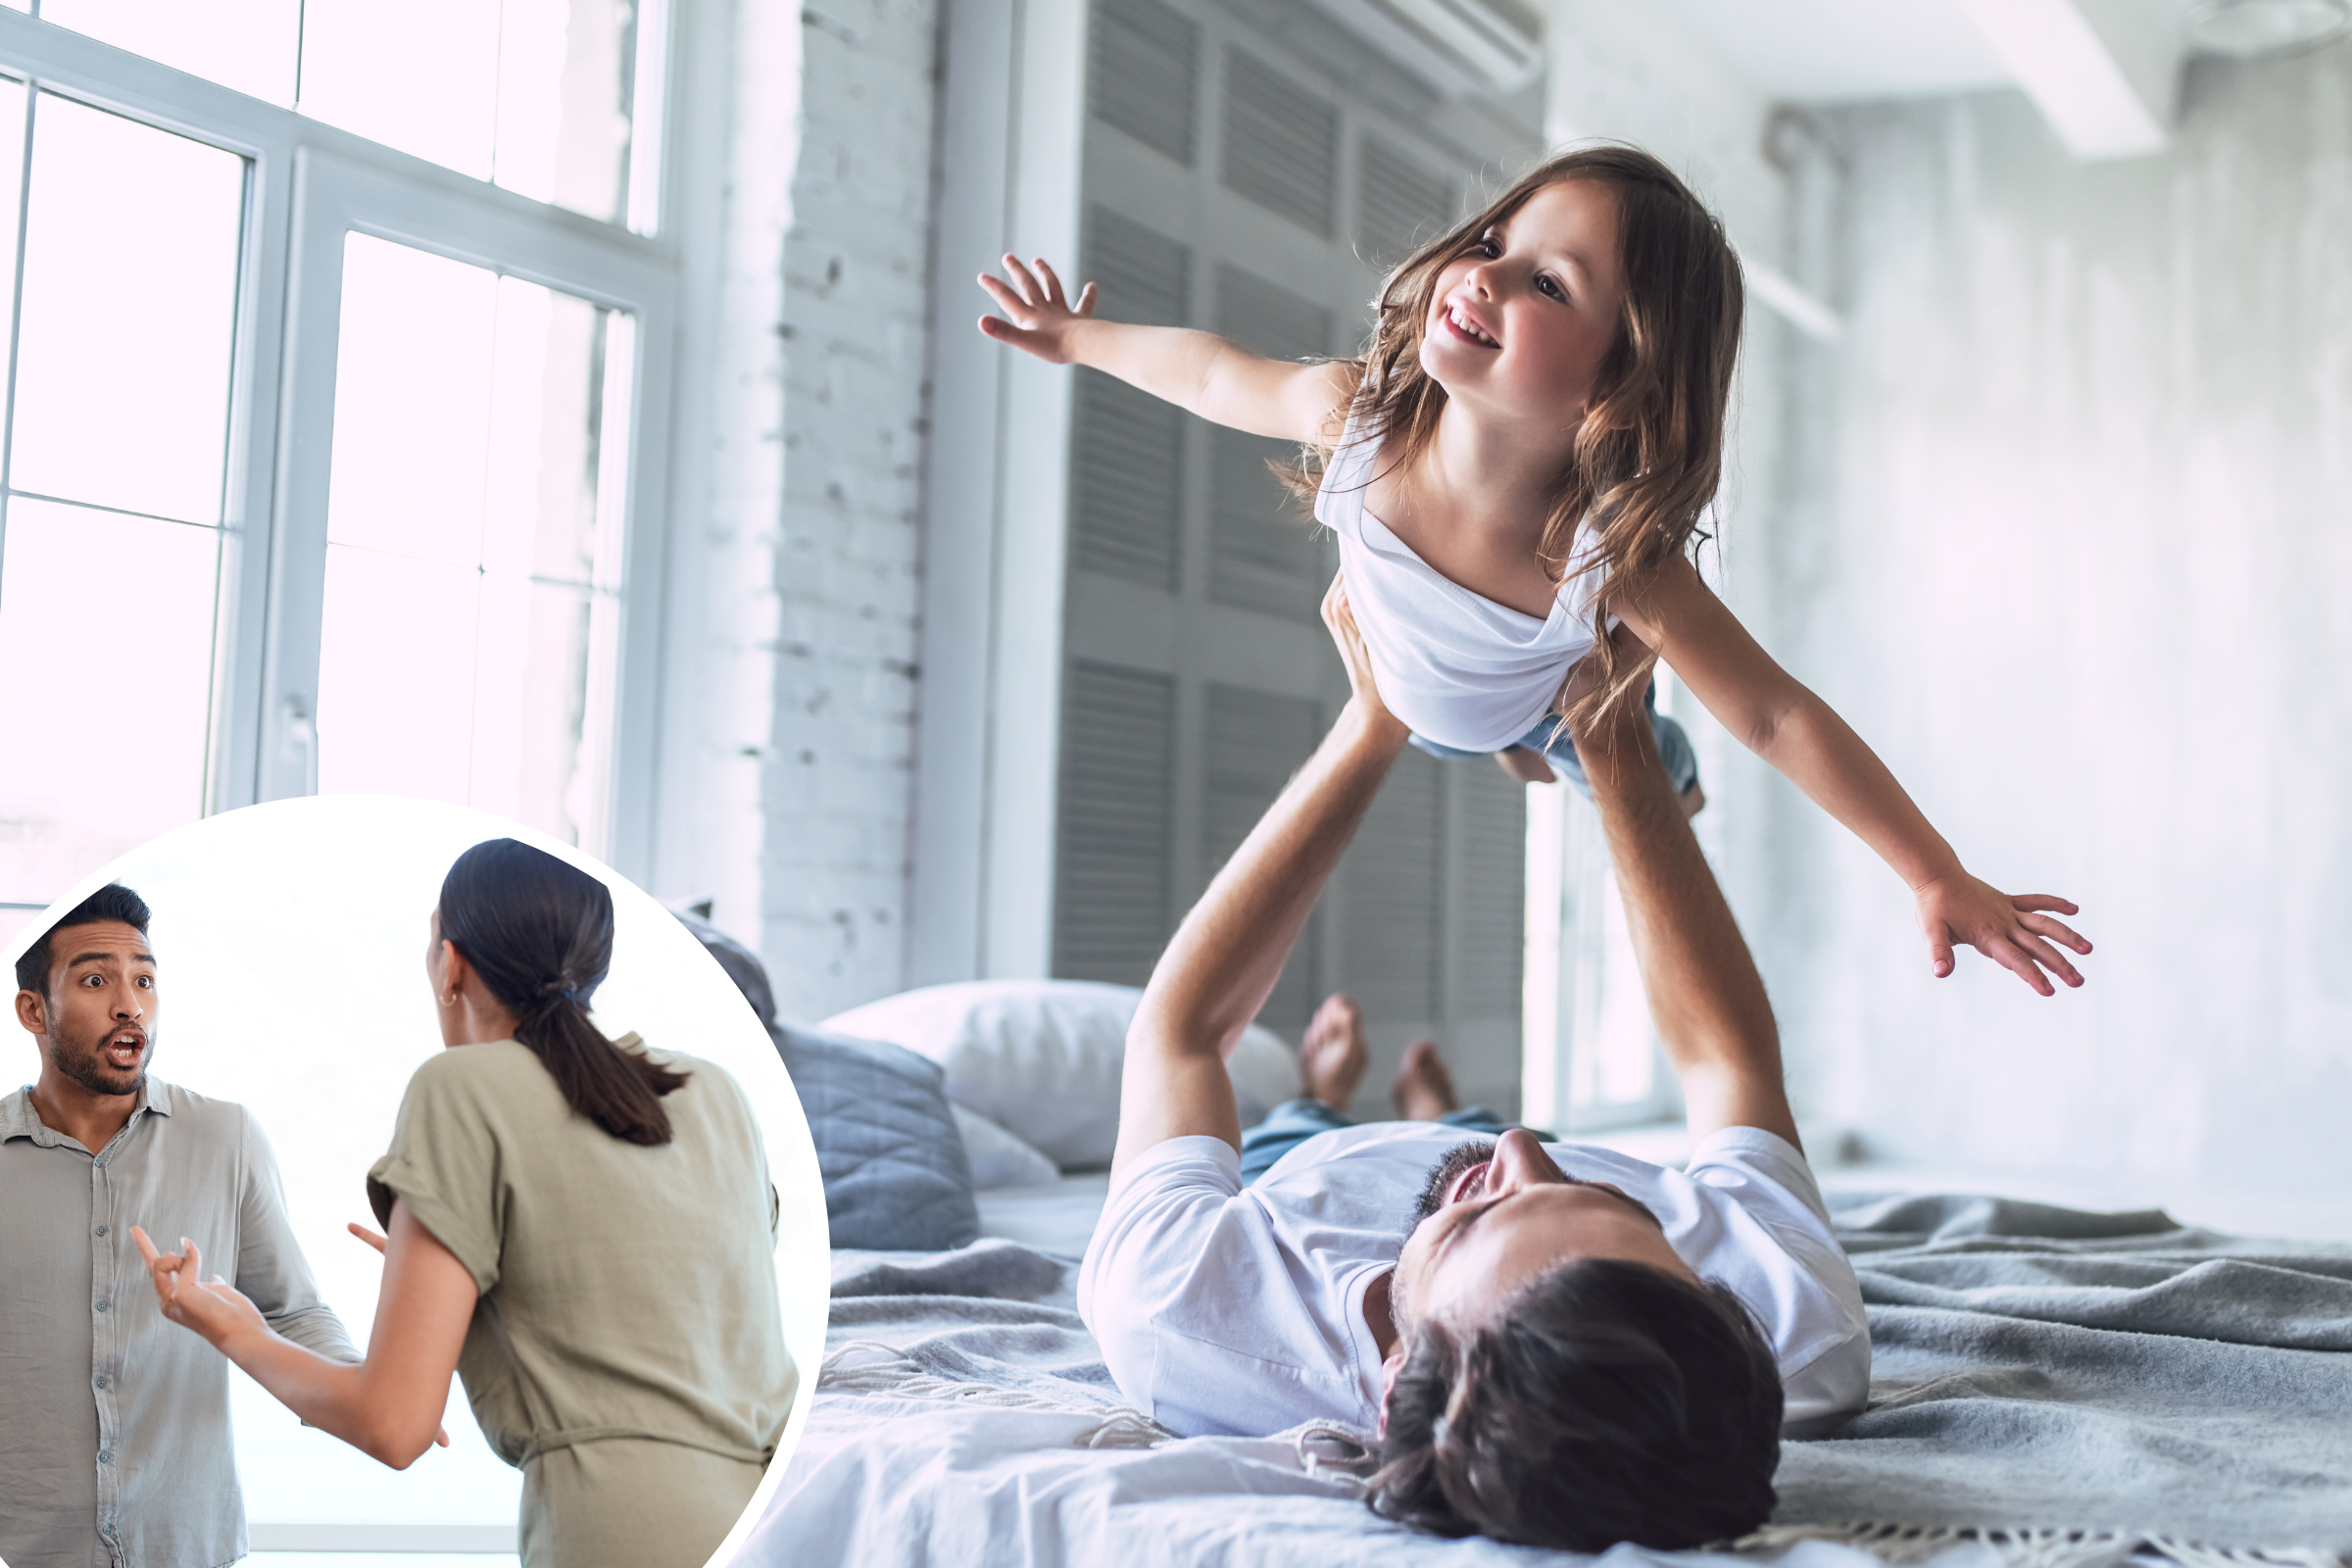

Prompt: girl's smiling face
xmin=1419 ymin=177 xmax=1628 ymax=431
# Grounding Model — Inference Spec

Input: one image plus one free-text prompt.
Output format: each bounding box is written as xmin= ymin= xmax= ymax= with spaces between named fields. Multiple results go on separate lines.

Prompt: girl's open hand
xmin=131 ymin=1226 xmax=268 ymax=1350
xmin=977 ymin=255 xmax=1097 ymax=364
xmin=1914 ymin=874 xmax=2090 ymax=996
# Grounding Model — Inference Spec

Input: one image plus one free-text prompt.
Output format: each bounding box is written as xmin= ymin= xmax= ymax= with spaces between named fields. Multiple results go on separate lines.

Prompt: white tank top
xmin=1313 ymin=417 xmax=1614 ymax=753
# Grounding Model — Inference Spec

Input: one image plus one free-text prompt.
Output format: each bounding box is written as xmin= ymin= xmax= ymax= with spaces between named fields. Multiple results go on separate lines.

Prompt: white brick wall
xmin=655 ymin=0 xmax=939 ymax=1024
xmin=761 ymin=0 xmax=939 ymax=1020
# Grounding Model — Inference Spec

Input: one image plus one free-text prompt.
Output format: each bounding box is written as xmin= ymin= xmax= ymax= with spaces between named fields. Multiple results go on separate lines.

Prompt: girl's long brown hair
xmin=1293 ymin=144 xmax=1743 ymax=735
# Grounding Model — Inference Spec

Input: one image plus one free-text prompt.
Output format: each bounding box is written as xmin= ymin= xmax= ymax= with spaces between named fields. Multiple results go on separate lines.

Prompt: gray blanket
xmin=783 ymin=1198 xmax=2352 ymax=1562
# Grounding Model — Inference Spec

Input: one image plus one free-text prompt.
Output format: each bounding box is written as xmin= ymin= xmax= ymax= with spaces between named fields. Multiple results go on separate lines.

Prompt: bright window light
xmin=316 ymin=235 xmax=630 ymax=854
xmin=9 ymin=92 xmax=244 ymax=523
xmin=0 ymin=92 xmax=244 ymax=907
xmin=38 ymin=0 xmax=301 ymax=105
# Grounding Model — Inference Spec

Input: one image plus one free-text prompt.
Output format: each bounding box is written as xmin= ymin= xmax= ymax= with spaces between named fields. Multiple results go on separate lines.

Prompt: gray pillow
xmin=667 ymin=909 xmax=978 ymax=1251
xmin=772 ymin=1024 xmax=980 ymax=1252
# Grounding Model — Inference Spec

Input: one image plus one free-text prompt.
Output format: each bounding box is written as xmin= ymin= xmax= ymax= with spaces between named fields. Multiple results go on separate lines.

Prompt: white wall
xmin=1758 ymin=49 xmax=2352 ymax=1222
xmin=654 ymin=0 xmax=939 ymax=1023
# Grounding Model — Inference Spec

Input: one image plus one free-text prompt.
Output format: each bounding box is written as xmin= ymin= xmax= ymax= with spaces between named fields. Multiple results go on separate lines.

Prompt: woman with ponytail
xmin=130 ymin=839 xmax=797 ymax=1568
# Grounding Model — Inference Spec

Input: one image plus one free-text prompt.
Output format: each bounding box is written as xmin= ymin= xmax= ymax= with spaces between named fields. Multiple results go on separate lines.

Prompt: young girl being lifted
xmin=980 ymin=144 xmax=2090 ymax=995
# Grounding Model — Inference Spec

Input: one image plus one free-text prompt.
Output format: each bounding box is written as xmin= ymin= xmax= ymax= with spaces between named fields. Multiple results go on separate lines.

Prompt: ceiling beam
xmin=1952 ymin=0 xmax=2182 ymax=159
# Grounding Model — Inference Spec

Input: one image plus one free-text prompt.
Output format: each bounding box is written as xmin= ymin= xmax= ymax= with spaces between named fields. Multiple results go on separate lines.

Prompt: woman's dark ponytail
xmin=437 ymin=838 xmax=689 ymax=1146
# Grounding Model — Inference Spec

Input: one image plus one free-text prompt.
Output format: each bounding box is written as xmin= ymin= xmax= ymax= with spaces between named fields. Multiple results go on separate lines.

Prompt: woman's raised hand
xmin=1913 ymin=874 xmax=2091 ymax=996
xmin=131 ymin=1226 xmax=269 ymax=1350
xmin=977 ymin=255 xmax=1098 ymax=364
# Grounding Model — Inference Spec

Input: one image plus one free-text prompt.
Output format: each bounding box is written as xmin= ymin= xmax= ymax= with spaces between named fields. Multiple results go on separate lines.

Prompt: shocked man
xmin=2 ymin=883 xmax=358 ymax=1568
xmin=1076 ymin=587 xmax=1881 ymax=1550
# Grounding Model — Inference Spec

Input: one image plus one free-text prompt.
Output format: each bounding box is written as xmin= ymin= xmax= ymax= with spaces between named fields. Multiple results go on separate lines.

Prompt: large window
xmin=0 ymin=5 xmax=677 ymax=947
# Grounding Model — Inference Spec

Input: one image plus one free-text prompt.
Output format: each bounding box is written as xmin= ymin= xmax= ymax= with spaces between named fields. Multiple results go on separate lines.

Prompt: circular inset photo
xmin=0 ymin=796 xmax=827 ymax=1568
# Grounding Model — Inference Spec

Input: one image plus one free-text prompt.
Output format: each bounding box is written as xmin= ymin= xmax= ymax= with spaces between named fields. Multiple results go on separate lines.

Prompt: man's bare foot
xmin=1298 ymin=994 xmax=1369 ymax=1111
xmin=1681 ymin=781 xmax=1705 ymax=818
xmin=1494 ymin=747 xmax=1557 ymax=785
xmin=1392 ymin=1040 xmax=1460 ymax=1121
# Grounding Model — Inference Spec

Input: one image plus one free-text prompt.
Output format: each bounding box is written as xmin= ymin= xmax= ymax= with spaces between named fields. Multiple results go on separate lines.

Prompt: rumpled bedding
xmin=741 ymin=1190 xmax=2352 ymax=1567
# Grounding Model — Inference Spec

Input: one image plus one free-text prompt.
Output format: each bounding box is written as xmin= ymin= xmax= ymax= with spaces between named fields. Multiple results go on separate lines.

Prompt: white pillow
xmin=953 ymin=1104 xmax=1061 ymax=1189
xmin=821 ymin=980 xmax=1302 ymax=1170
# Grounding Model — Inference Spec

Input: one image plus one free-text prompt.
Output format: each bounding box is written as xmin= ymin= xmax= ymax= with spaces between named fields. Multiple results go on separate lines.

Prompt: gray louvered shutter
xmin=1219 ymin=49 xmax=1338 ymax=238
xmin=1215 ymin=263 xmax=1332 ymax=361
xmin=1207 ymin=262 xmax=1334 ymax=621
xmin=1089 ymin=0 xmax=1199 ymax=165
xmin=1070 ymin=210 xmax=1191 ymax=591
xmin=1208 ymin=427 xmax=1328 ymax=620
xmin=1054 ymin=661 xmax=1178 ymax=986
xmin=1454 ymin=762 xmax=1526 ymax=1020
xmin=1356 ymin=133 xmax=1457 ymax=271
xmin=1203 ymin=683 xmax=1326 ymax=1032
xmin=1341 ymin=747 xmax=1444 ymax=1025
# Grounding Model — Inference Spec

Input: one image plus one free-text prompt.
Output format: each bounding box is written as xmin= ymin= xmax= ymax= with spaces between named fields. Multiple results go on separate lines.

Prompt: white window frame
xmin=0 ymin=9 xmax=679 ymax=886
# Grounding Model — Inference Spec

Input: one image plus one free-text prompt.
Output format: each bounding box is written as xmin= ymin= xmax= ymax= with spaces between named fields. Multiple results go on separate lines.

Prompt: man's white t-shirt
xmin=1076 ymin=1121 xmax=1871 ymax=1441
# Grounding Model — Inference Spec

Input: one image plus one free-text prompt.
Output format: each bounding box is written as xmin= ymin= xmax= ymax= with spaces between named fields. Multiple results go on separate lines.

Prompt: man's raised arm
xmin=1576 ymin=662 xmax=1801 ymax=1152
xmin=1110 ymin=582 xmax=1409 ymax=1180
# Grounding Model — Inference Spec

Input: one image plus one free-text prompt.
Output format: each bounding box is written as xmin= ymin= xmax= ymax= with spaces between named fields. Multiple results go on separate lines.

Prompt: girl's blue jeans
xmin=1408 ymin=680 xmax=1700 ymax=800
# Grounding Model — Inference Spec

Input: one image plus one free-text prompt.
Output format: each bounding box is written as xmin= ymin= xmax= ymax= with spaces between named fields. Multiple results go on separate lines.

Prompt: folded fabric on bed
xmin=752 ymin=1192 xmax=2352 ymax=1565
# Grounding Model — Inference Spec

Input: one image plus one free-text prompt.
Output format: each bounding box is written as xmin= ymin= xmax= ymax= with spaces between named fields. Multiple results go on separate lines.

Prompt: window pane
xmin=9 ymin=94 xmax=244 ymax=524
xmin=0 ymin=500 xmax=220 ymax=904
xmin=297 ymin=0 xmax=500 ymax=180
xmin=0 ymin=76 xmax=23 ymax=383
xmin=316 ymin=237 xmax=629 ymax=850
xmin=299 ymin=0 xmax=647 ymax=226
xmin=38 ymin=0 xmax=300 ymax=106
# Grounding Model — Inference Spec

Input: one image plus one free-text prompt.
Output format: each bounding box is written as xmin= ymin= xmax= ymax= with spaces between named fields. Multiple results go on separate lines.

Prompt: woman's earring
xmin=440 ymin=992 xmax=458 ymax=1007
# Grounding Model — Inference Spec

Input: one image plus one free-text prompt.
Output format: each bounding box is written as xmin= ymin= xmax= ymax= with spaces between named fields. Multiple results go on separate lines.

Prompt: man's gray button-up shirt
xmin=0 ymin=1077 xmax=359 ymax=1568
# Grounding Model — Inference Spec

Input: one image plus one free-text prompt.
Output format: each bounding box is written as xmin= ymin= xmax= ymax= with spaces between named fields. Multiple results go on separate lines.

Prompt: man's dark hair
xmin=14 ymin=884 xmax=153 ymax=1000
xmin=437 ymin=838 xmax=687 ymax=1146
xmin=1369 ymin=1258 xmax=1784 ymax=1549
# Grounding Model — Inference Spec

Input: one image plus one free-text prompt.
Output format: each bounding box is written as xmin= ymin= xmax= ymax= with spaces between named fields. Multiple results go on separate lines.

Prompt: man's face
xmin=15 ymin=919 xmax=158 ymax=1098
xmin=1389 ymin=1129 xmax=1697 ymax=1336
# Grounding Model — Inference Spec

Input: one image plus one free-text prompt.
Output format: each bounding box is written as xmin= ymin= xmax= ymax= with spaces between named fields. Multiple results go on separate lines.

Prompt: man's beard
xmin=1406 ymin=1138 xmax=1497 ymax=1236
xmin=47 ymin=1028 xmax=149 ymax=1099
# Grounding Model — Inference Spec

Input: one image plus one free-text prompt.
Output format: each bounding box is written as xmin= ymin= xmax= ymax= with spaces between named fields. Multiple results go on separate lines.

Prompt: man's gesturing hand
xmin=131 ymin=1226 xmax=268 ymax=1349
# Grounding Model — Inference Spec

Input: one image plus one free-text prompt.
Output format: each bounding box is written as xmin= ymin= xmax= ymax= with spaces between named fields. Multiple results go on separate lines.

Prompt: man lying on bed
xmin=1077 ymin=579 xmax=1871 ymax=1552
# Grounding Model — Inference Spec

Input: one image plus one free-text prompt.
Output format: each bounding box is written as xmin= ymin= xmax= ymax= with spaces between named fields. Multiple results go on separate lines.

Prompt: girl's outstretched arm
xmin=978 ymin=254 xmax=1357 ymax=445
xmin=1612 ymin=557 xmax=2092 ymax=996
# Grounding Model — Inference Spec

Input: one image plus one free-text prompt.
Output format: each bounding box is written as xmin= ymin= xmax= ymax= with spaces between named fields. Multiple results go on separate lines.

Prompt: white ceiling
xmin=1640 ymin=0 xmax=2017 ymax=102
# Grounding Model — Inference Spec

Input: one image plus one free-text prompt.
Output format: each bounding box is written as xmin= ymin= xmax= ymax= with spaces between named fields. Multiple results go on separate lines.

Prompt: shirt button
xmin=95 ymin=1224 xmax=108 ymax=1237
xmin=98 ymin=1449 xmax=111 ymax=1464
xmin=96 ymin=1375 xmax=110 ymax=1389
xmin=94 ymin=1299 xmax=109 ymax=1313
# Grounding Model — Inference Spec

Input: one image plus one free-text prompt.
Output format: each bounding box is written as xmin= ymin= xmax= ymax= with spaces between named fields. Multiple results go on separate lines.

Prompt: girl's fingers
xmin=183 ymin=1238 xmax=203 ymax=1281
xmin=2010 ymin=894 xmax=2080 ymax=916
xmin=1989 ymin=939 xmax=2056 ymax=997
xmin=1074 ymin=280 xmax=1099 ymax=318
xmin=2018 ymin=911 xmax=2090 ymax=954
xmin=1034 ymin=257 xmax=1066 ymax=306
xmin=346 ymin=1222 xmax=389 ymax=1254
xmin=2013 ymin=929 xmax=2083 ymax=988
xmin=1001 ymin=253 xmax=1044 ymax=305
xmin=976 ymin=272 xmax=1029 ymax=318
xmin=1927 ymin=928 xmax=1955 ymax=980
xmin=131 ymin=1225 xmax=163 ymax=1266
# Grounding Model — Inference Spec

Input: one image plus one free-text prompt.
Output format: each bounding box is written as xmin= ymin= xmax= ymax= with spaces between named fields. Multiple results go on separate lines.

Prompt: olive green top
xmin=368 ymin=1036 xmax=795 ymax=1471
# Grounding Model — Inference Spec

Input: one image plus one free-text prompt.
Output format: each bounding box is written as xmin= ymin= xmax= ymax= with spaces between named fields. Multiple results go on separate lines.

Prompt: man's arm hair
xmin=1576 ymin=674 xmax=1800 ymax=1152
xmin=1110 ymin=585 xmax=1410 ymax=1182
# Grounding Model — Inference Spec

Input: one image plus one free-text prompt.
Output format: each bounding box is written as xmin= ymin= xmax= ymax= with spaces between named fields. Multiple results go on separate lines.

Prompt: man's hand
xmin=131 ymin=1228 xmax=269 ymax=1350
xmin=1320 ymin=574 xmax=1407 ymax=746
xmin=977 ymin=255 xmax=1098 ymax=365
xmin=1914 ymin=874 xmax=2090 ymax=996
